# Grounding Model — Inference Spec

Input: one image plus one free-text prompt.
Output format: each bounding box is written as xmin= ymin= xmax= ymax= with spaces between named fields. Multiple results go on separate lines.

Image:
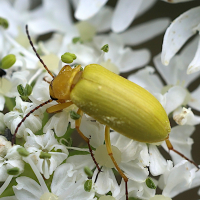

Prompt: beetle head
xmin=49 ymin=65 xmax=82 ymax=101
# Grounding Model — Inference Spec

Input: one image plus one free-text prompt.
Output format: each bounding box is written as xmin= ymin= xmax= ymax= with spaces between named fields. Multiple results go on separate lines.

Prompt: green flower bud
xmin=72 ymin=37 xmax=81 ymax=44
xmin=0 ymin=17 xmax=9 ymax=29
xmin=101 ymin=44 xmax=109 ymax=53
xmin=24 ymin=84 xmax=32 ymax=96
xmin=61 ymin=52 xmax=77 ymax=64
xmin=17 ymin=147 xmax=30 ymax=157
xmin=70 ymin=110 xmax=81 ymax=120
xmin=17 ymin=84 xmax=25 ymax=96
xmin=7 ymin=167 xmax=20 ymax=175
xmin=84 ymin=166 xmax=93 ymax=178
xmin=1 ymin=54 xmax=16 ymax=69
xmin=84 ymin=179 xmax=92 ymax=192
xmin=146 ymin=178 xmax=156 ymax=189
xmin=39 ymin=152 xmax=51 ymax=159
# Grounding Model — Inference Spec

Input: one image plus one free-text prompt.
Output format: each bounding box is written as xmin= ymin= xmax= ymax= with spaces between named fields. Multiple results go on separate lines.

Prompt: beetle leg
xmin=105 ymin=126 xmax=129 ymax=200
xmin=46 ymin=102 xmax=73 ymax=113
xmin=165 ymin=136 xmax=199 ymax=169
xmin=75 ymin=109 xmax=102 ymax=177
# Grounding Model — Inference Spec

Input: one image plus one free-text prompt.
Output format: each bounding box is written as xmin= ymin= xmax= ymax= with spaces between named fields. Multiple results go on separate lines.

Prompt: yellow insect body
xmin=70 ymin=64 xmax=171 ymax=143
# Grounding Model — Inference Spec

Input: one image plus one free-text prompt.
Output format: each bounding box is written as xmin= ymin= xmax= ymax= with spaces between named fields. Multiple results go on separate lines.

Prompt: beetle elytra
xmin=12 ymin=25 xmax=199 ymax=200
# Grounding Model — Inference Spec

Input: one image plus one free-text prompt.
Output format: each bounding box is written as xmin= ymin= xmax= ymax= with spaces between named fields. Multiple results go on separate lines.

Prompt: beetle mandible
xmin=13 ymin=25 xmax=199 ymax=200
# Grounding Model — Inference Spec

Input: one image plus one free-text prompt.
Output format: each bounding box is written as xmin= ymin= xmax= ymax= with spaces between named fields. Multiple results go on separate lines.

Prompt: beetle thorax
xmin=49 ymin=65 xmax=82 ymax=100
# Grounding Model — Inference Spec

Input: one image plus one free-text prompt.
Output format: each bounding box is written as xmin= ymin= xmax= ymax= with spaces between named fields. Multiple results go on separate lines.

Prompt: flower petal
xmin=189 ymin=85 xmax=200 ymax=111
xmin=88 ymin=6 xmax=113 ymax=32
xmin=0 ymin=95 xmax=5 ymax=111
xmin=93 ymin=167 xmax=119 ymax=195
xmin=120 ymin=18 xmax=170 ymax=46
xmin=187 ymin=37 xmax=200 ymax=74
xmin=128 ymin=66 xmax=163 ymax=93
xmin=149 ymin=145 xmax=172 ymax=176
xmin=75 ymin=0 xmax=108 ymax=20
xmin=161 ymin=6 xmax=200 ymax=66
xmin=120 ymin=161 xmax=148 ymax=182
xmin=111 ymin=0 xmax=142 ymax=32
xmin=154 ymin=52 xmax=200 ymax=87
xmin=162 ymin=86 xmax=187 ymax=115
xmin=13 ymin=177 xmax=43 ymax=200
xmin=159 ymin=161 xmax=195 ymax=198
xmin=111 ymin=0 xmax=143 ymax=33
xmin=80 ymin=115 xmax=105 ymax=148
xmin=118 ymin=48 xmax=150 ymax=73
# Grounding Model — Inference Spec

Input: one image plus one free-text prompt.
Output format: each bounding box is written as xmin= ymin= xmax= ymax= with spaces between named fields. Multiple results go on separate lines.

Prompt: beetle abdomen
xmin=70 ymin=64 xmax=171 ymax=143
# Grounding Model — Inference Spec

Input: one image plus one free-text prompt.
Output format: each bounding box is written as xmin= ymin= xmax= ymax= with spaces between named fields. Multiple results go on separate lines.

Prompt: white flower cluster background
xmin=0 ymin=0 xmax=200 ymax=200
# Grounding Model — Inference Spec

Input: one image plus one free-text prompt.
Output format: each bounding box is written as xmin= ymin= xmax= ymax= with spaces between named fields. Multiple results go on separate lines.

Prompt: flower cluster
xmin=0 ymin=1 xmax=200 ymax=200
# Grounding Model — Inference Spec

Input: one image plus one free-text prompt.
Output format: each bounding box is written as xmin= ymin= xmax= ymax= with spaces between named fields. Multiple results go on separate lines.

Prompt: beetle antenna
xmin=25 ymin=25 xmax=55 ymax=79
xmin=12 ymin=99 xmax=53 ymax=145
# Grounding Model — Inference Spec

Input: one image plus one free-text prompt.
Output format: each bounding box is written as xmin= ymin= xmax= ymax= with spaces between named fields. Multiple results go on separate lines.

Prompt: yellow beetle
xmin=13 ymin=25 xmax=198 ymax=200
xmin=49 ymin=63 xmax=171 ymax=143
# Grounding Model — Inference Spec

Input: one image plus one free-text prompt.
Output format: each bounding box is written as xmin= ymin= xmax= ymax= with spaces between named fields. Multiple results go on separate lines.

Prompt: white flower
xmin=24 ymin=129 xmax=69 ymax=179
xmin=161 ymin=6 xmax=200 ymax=74
xmin=4 ymin=96 xmax=44 ymax=138
xmin=13 ymin=162 xmax=95 ymax=200
xmin=43 ymin=103 xmax=79 ymax=137
xmin=74 ymin=0 xmax=156 ymax=32
xmin=114 ymin=178 xmax=155 ymax=200
xmin=158 ymin=160 xmax=198 ymax=198
xmin=173 ymin=107 xmax=200 ymax=125
xmin=0 ymin=138 xmax=24 ymax=182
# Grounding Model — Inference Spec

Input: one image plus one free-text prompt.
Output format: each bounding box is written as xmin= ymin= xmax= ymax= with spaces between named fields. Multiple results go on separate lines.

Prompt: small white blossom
xmin=158 ymin=160 xmax=198 ymax=198
xmin=24 ymin=129 xmax=69 ymax=179
xmin=114 ymin=179 xmax=156 ymax=200
xmin=173 ymin=107 xmax=200 ymax=125
xmin=0 ymin=138 xmax=24 ymax=182
xmin=4 ymin=96 xmax=44 ymax=138
xmin=13 ymin=162 xmax=95 ymax=200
